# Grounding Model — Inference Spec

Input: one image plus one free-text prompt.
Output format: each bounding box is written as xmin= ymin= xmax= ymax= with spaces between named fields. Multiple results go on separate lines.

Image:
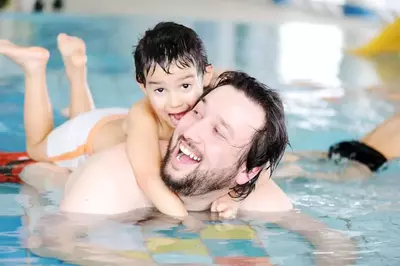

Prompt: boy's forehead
xmin=145 ymin=62 xmax=199 ymax=81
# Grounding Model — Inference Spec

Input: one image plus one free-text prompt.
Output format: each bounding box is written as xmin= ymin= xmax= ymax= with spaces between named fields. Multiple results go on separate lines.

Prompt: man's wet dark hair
xmin=196 ymin=71 xmax=289 ymax=199
xmin=133 ymin=22 xmax=209 ymax=85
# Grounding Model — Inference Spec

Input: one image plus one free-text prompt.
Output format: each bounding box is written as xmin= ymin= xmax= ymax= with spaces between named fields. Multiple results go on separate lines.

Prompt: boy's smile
xmin=143 ymin=64 xmax=205 ymax=128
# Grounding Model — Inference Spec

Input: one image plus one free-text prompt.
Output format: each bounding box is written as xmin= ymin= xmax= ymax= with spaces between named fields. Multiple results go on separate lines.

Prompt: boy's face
xmin=139 ymin=63 xmax=212 ymax=128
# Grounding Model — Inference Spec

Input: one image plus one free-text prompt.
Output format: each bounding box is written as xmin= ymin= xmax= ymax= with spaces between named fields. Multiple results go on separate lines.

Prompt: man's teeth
xmin=179 ymin=144 xmax=201 ymax=162
xmin=177 ymin=153 xmax=183 ymax=161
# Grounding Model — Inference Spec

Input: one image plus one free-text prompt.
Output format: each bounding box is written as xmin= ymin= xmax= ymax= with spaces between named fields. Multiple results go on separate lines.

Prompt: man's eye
xmin=213 ymin=127 xmax=225 ymax=138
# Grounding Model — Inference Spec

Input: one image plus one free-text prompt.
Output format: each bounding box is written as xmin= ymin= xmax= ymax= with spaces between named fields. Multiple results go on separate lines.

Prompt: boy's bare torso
xmin=90 ymin=99 xmax=172 ymax=155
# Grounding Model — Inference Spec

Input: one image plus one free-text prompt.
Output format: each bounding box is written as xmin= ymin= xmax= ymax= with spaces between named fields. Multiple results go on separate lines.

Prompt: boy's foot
xmin=0 ymin=40 xmax=49 ymax=72
xmin=57 ymin=33 xmax=87 ymax=78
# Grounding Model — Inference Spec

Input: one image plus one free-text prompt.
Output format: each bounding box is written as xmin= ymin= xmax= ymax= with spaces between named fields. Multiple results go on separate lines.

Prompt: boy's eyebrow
xmin=147 ymin=80 xmax=163 ymax=85
xmin=147 ymin=74 xmax=195 ymax=85
xmin=178 ymin=74 xmax=196 ymax=81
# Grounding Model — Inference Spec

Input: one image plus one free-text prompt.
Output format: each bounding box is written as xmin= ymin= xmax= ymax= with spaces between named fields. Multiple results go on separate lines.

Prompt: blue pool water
xmin=0 ymin=12 xmax=400 ymax=265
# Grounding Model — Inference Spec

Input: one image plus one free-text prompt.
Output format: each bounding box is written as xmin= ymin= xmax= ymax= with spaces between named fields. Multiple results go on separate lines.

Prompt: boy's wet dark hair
xmin=134 ymin=22 xmax=209 ymax=85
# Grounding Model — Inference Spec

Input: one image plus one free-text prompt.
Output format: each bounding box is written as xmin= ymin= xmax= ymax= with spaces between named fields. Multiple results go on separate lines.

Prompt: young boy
xmin=1 ymin=22 xmax=243 ymax=219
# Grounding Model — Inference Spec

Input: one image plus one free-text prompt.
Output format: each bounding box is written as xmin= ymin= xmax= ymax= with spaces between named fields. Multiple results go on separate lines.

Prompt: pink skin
xmin=139 ymin=64 xmax=206 ymax=128
xmin=164 ymin=84 xmax=265 ymax=186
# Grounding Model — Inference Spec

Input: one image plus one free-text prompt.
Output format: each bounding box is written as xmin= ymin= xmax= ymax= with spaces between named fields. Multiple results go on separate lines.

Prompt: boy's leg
xmin=57 ymin=33 xmax=94 ymax=118
xmin=0 ymin=40 xmax=52 ymax=161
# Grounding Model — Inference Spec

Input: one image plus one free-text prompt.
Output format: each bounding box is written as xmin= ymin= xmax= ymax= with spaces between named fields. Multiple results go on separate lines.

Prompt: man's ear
xmin=235 ymin=165 xmax=262 ymax=185
xmin=137 ymin=82 xmax=147 ymax=95
xmin=203 ymin=64 xmax=214 ymax=88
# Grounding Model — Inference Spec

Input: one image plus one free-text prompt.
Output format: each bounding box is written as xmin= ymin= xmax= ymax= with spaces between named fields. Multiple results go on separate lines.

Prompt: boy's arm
xmin=125 ymin=100 xmax=188 ymax=218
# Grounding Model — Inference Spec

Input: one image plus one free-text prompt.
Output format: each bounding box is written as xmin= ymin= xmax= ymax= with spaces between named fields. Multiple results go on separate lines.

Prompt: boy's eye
xmin=182 ymin=84 xmax=191 ymax=89
xmin=155 ymin=88 xmax=164 ymax=93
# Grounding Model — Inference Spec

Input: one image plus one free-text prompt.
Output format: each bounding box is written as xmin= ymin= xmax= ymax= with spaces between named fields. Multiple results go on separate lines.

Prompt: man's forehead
xmin=202 ymin=85 xmax=265 ymax=136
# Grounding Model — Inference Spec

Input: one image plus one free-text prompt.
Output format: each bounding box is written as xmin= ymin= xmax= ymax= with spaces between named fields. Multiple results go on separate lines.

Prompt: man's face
xmin=161 ymin=85 xmax=265 ymax=196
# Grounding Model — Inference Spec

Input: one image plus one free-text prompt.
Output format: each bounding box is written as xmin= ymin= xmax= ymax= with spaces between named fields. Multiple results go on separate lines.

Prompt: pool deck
xmin=7 ymin=0 xmax=386 ymax=29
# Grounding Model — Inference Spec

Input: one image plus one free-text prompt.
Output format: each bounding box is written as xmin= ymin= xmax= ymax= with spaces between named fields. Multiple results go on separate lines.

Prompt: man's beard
xmin=160 ymin=139 xmax=239 ymax=197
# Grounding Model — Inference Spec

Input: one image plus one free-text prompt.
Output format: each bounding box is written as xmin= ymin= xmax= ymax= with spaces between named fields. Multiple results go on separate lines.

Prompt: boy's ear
xmin=137 ymin=82 xmax=147 ymax=94
xmin=203 ymin=64 xmax=214 ymax=88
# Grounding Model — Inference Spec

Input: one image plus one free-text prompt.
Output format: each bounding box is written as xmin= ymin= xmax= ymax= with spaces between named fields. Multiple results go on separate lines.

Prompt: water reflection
xmin=19 ymin=182 xmax=355 ymax=266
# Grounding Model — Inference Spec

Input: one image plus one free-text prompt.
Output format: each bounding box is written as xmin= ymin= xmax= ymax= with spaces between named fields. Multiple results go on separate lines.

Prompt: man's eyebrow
xmin=202 ymin=97 xmax=234 ymax=137
xmin=219 ymin=116 xmax=234 ymax=137
xmin=198 ymin=98 xmax=206 ymax=106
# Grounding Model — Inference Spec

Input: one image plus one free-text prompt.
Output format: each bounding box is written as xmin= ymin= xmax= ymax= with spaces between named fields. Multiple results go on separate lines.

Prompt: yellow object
xmin=365 ymin=53 xmax=400 ymax=94
xmin=350 ymin=18 xmax=400 ymax=56
xmin=146 ymin=238 xmax=208 ymax=255
xmin=200 ymin=224 xmax=256 ymax=239
xmin=118 ymin=250 xmax=151 ymax=260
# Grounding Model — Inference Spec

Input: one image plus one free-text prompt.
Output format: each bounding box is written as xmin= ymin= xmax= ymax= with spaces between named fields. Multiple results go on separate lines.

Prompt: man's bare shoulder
xmin=264 ymin=179 xmax=293 ymax=210
xmin=239 ymin=177 xmax=293 ymax=213
xmin=61 ymin=144 xmax=150 ymax=215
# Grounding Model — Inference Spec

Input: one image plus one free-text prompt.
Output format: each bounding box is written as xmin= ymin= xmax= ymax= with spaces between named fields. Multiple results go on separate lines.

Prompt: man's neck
xmin=158 ymin=140 xmax=230 ymax=211
xmin=179 ymin=189 xmax=230 ymax=212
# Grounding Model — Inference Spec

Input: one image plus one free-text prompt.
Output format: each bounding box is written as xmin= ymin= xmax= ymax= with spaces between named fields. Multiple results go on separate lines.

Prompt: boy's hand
xmin=210 ymin=195 xmax=240 ymax=219
xmin=181 ymin=215 xmax=205 ymax=233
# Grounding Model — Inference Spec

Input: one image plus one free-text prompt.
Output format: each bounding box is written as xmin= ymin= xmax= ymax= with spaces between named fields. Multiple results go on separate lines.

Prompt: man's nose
xmin=182 ymin=118 xmax=209 ymax=143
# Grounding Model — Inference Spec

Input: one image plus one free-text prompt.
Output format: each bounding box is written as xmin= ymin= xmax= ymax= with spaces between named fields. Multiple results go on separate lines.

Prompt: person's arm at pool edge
xmin=125 ymin=99 xmax=188 ymax=219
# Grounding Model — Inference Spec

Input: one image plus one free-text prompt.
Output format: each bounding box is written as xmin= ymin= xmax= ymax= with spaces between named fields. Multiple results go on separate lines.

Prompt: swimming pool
xmin=0 ymin=12 xmax=399 ymax=265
